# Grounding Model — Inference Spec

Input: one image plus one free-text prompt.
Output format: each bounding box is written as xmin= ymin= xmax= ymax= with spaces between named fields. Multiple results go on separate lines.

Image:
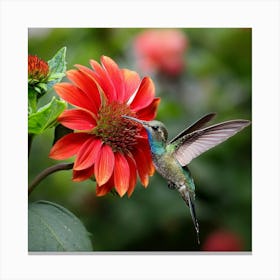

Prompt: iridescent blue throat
xmin=146 ymin=129 xmax=165 ymax=155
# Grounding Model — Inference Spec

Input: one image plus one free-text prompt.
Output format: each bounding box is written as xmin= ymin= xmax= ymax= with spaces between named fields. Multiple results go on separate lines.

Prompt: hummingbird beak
xmin=122 ymin=115 xmax=148 ymax=127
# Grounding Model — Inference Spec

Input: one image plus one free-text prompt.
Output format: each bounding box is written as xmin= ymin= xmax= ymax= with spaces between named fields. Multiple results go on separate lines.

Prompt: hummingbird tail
xmin=180 ymin=188 xmax=200 ymax=245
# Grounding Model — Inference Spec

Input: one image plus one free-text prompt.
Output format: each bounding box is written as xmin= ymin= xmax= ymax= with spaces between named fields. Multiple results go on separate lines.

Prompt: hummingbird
xmin=123 ymin=113 xmax=250 ymax=244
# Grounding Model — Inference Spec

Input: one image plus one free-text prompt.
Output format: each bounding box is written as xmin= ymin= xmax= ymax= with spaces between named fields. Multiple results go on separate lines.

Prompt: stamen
xmin=93 ymin=102 xmax=141 ymax=153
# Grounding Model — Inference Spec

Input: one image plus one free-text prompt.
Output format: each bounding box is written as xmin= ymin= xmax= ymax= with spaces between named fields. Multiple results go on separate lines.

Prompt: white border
xmin=1 ymin=0 xmax=279 ymax=279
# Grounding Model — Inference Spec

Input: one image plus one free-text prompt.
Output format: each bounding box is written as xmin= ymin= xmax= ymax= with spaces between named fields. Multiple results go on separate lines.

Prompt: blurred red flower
xmin=49 ymin=56 xmax=160 ymax=197
xmin=134 ymin=29 xmax=188 ymax=76
xmin=202 ymin=229 xmax=244 ymax=251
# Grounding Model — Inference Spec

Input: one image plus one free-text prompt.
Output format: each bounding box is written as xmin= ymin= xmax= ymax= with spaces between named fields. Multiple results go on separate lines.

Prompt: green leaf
xmin=28 ymin=97 xmax=67 ymax=134
xmin=28 ymin=88 xmax=38 ymax=115
xmin=47 ymin=46 xmax=67 ymax=90
xmin=28 ymin=200 xmax=93 ymax=252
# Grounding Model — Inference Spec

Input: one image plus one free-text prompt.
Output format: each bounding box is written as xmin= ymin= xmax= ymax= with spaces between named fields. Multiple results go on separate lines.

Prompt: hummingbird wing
xmin=169 ymin=113 xmax=216 ymax=144
xmin=169 ymin=120 xmax=250 ymax=166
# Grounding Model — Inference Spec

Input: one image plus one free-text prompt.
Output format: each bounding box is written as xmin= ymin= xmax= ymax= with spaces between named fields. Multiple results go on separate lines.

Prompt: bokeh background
xmin=28 ymin=28 xmax=251 ymax=251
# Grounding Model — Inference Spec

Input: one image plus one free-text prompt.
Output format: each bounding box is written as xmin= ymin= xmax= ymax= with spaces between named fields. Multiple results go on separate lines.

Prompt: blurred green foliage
xmin=28 ymin=28 xmax=251 ymax=251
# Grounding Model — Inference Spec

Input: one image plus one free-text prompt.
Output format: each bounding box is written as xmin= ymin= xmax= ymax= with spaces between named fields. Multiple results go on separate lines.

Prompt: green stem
xmin=28 ymin=162 xmax=74 ymax=196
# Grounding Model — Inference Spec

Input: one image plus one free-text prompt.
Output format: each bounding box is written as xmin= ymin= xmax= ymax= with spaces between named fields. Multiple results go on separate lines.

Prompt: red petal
xmin=130 ymin=77 xmax=155 ymax=111
xmin=66 ymin=70 xmax=101 ymax=114
xmin=126 ymin=156 xmax=137 ymax=197
xmin=138 ymin=138 xmax=155 ymax=176
xmin=135 ymin=127 xmax=148 ymax=140
xmin=149 ymin=161 xmax=155 ymax=176
xmin=75 ymin=63 xmax=114 ymax=101
xmin=49 ymin=133 xmax=90 ymax=160
xmin=96 ymin=175 xmax=114 ymax=197
xmin=136 ymin=97 xmax=160 ymax=121
xmin=74 ymin=64 xmax=98 ymax=83
xmin=122 ymin=69 xmax=141 ymax=103
xmin=114 ymin=153 xmax=130 ymax=197
xmin=133 ymin=150 xmax=148 ymax=186
xmin=54 ymin=83 xmax=97 ymax=113
xmin=132 ymin=142 xmax=154 ymax=187
xmin=94 ymin=145 xmax=115 ymax=186
xmin=74 ymin=138 xmax=102 ymax=170
xmin=72 ymin=164 xmax=95 ymax=182
xmin=101 ymin=56 xmax=125 ymax=102
xmin=58 ymin=109 xmax=96 ymax=131
xmin=89 ymin=60 xmax=117 ymax=101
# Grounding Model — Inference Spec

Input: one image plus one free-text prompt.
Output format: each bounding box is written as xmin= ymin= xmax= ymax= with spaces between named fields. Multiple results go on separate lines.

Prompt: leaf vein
xmin=29 ymin=207 xmax=67 ymax=251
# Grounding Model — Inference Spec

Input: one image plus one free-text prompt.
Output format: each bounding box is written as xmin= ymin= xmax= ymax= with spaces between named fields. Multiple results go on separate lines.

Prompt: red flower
xmin=49 ymin=56 xmax=160 ymax=197
xmin=134 ymin=29 xmax=188 ymax=76
xmin=202 ymin=229 xmax=244 ymax=251
xmin=28 ymin=55 xmax=49 ymax=83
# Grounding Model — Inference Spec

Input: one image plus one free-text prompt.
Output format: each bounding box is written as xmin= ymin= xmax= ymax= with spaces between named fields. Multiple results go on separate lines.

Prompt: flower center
xmin=93 ymin=102 xmax=142 ymax=153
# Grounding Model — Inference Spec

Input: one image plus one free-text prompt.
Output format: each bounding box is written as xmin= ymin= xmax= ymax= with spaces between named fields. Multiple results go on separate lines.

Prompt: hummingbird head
xmin=122 ymin=116 xmax=168 ymax=145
